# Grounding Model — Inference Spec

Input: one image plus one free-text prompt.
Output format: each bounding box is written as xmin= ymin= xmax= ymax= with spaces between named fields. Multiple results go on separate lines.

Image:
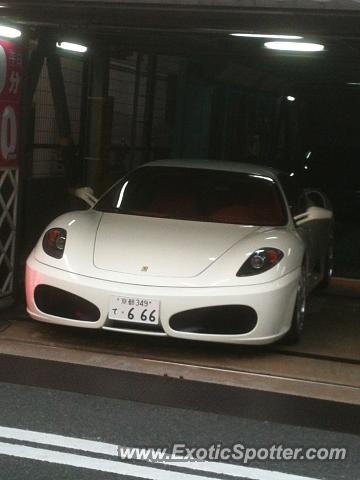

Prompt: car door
xmin=303 ymin=189 xmax=333 ymax=264
xmin=277 ymin=174 xmax=316 ymax=273
xmin=295 ymin=191 xmax=317 ymax=273
xmin=295 ymin=189 xmax=333 ymax=275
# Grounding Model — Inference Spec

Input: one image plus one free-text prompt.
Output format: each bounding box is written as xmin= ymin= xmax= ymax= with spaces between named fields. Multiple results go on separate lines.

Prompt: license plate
xmin=109 ymin=296 xmax=160 ymax=325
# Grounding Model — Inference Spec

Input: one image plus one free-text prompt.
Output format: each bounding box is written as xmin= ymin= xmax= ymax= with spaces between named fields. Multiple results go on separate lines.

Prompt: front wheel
xmin=283 ymin=267 xmax=307 ymax=344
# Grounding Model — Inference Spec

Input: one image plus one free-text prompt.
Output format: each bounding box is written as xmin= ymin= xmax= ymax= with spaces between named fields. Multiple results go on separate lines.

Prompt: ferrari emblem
xmin=141 ymin=266 xmax=149 ymax=272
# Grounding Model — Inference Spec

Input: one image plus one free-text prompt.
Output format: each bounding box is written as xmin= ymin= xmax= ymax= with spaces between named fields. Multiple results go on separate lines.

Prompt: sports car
xmin=26 ymin=160 xmax=334 ymax=345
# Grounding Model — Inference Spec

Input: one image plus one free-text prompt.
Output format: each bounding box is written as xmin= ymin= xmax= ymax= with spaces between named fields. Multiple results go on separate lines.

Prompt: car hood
xmin=93 ymin=213 xmax=259 ymax=278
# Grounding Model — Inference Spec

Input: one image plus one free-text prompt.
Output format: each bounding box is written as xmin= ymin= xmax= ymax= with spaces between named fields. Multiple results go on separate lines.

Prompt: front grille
xmin=169 ymin=305 xmax=257 ymax=335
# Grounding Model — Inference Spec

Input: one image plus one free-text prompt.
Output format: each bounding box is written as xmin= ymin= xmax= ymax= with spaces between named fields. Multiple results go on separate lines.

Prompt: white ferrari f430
xmin=26 ymin=160 xmax=334 ymax=345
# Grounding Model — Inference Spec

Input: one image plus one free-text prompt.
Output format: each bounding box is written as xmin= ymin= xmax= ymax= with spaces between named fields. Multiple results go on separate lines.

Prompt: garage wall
xmin=108 ymin=54 xmax=145 ymax=173
xmin=30 ymin=51 xmax=290 ymax=180
xmin=109 ymin=55 xmax=143 ymax=146
xmin=23 ymin=54 xmax=84 ymax=257
xmin=108 ymin=54 xmax=182 ymax=174
xmin=152 ymin=56 xmax=182 ymax=160
xmin=172 ymin=59 xmax=283 ymax=166
xmin=29 ymin=51 xmax=184 ymax=196
xmin=32 ymin=63 xmax=58 ymax=177
xmin=107 ymin=54 xmax=281 ymax=169
xmin=62 ymin=56 xmax=83 ymax=145
xmin=32 ymin=55 xmax=83 ymax=178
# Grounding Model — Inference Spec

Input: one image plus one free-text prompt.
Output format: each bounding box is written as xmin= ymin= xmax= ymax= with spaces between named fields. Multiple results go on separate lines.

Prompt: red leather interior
xmin=210 ymin=197 xmax=284 ymax=225
xmin=149 ymin=191 xmax=198 ymax=218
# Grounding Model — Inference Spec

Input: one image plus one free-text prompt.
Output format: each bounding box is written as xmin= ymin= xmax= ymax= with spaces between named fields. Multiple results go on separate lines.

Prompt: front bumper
xmin=26 ymin=255 xmax=300 ymax=345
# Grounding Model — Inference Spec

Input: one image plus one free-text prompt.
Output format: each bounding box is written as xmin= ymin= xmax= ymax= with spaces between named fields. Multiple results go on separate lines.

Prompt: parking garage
xmin=0 ymin=1 xmax=359 ymax=478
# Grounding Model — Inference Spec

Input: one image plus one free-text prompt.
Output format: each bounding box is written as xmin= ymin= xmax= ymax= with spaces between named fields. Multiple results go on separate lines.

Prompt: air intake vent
xmin=34 ymin=285 xmax=100 ymax=322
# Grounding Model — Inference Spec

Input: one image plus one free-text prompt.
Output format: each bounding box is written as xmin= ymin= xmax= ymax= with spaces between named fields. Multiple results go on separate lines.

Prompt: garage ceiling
xmin=3 ymin=1 xmax=360 ymax=90
xmin=4 ymin=0 xmax=360 ymax=35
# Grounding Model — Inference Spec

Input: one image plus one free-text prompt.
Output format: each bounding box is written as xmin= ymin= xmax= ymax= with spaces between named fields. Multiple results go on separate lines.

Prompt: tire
xmin=282 ymin=266 xmax=307 ymax=344
xmin=317 ymin=243 xmax=334 ymax=290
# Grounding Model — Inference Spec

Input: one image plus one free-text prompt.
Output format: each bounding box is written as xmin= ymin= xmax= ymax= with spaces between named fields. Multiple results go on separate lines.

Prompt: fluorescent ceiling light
xmin=264 ymin=41 xmax=325 ymax=52
xmin=347 ymin=82 xmax=360 ymax=86
xmin=287 ymin=95 xmax=296 ymax=102
xmin=231 ymin=33 xmax=302 ymax=40
xmin=0 ymin=26 xmax=21 ymax=38
xmin=56 ymin=41 xmax=87 ymax=53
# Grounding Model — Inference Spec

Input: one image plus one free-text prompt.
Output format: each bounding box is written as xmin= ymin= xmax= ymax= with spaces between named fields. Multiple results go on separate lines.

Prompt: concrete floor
xmin=0 ymin=285 xmax=359 ymax=406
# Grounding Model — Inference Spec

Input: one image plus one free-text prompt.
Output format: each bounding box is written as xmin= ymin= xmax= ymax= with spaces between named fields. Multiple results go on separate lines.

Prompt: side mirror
xmin=294 ymin=206 xmax=333 ymax=226
xmin=71 ymin=186 xmax=98 ymax=208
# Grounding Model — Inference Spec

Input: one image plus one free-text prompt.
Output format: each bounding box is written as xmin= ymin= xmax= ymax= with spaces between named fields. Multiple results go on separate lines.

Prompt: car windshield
xmin=95 ymin=166 xmax=287 ymax=226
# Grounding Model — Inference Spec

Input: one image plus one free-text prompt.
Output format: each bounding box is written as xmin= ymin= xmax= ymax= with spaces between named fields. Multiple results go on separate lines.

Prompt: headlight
xmin=237 ymin=248 xmax=284 ymax=276
xmin=42 ymin=228 xmax=67 ymax=259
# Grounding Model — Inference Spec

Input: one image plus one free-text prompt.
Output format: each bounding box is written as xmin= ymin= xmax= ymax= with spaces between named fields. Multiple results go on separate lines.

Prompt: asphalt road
xmin=0 ymin=381 xmax=358 ymax=480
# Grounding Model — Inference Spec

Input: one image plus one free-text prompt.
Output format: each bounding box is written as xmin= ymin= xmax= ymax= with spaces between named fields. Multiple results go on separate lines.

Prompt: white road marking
xmin=0 ymin=442 xmax=220 ymax=480
xmin=0 ymin=425 xmax=322 ymax=480
xmin=0 ymin=425 xmax=117 ymax=456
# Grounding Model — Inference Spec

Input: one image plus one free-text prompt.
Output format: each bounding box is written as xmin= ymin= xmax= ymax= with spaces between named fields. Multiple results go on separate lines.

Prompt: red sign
xmin=0 ymin=40 xmax=22 ymax=167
